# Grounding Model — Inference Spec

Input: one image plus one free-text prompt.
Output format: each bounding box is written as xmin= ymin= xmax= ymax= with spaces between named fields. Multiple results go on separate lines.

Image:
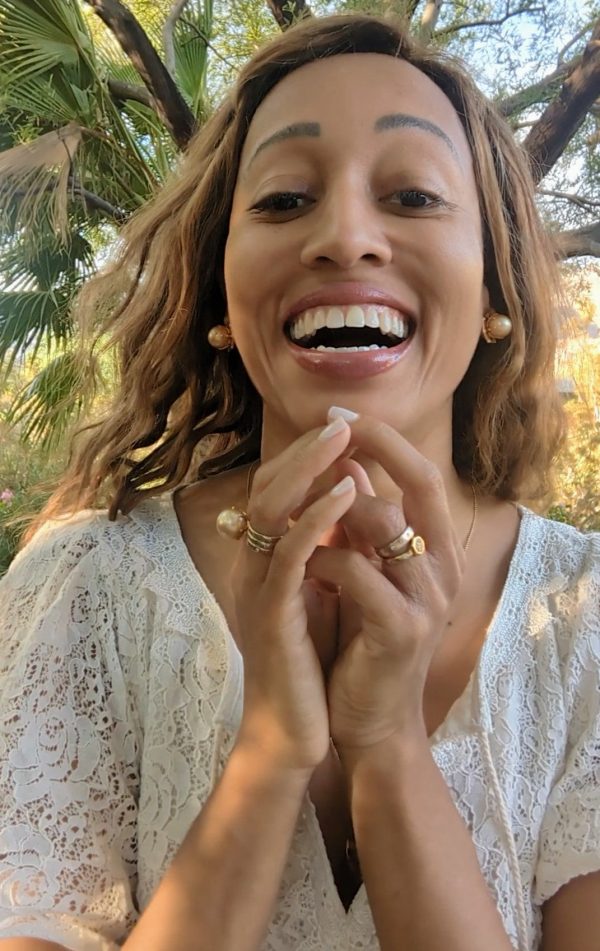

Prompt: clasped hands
xmin=232 ymin=407 xmax=465 ymax=775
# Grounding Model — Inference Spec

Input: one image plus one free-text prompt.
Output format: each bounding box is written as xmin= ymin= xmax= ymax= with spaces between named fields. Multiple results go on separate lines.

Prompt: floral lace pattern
xmin=0 ymin=498 xmax=598 ymax=951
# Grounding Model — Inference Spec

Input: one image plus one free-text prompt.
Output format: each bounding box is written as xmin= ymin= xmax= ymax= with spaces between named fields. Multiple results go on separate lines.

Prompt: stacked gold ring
xmin=215 ymin=505 xmax=285 ymax=554
xmin=246 ymin=522 xmax=283 ymax=554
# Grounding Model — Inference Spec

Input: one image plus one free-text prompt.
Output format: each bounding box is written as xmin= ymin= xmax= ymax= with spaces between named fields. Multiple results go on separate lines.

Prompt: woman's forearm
xmin=124 ymin=743 xmax=311 ymax=951
xmin=341 ymin=735 xmax=514 ymax=951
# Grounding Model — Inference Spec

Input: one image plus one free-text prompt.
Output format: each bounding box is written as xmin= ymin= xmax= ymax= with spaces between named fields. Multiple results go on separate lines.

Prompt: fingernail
xmin=318 ymin=415 xmax=347 ymax=441
xmin=327 ymin=405 xmax=359 ymax=423
xmin=330 ymin=475 xmax=355 ymax=496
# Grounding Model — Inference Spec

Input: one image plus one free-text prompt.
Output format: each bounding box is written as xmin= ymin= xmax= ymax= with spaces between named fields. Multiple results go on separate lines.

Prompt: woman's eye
xmin=251 ymin=192 xmax=310 ymax=213
xmin=390 ymin=190 xmax=442 ymax=208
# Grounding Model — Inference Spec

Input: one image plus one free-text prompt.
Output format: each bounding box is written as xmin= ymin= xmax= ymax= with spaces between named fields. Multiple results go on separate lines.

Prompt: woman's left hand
xmin=305 ymin=413 xmax=466 ymax=756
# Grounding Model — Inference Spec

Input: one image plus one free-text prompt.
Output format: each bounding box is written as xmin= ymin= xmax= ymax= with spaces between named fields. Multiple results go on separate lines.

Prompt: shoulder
xmin=1 ymin=494 xmax=179 ymax=604
xmin=517 ymin=509 xmax=599 ymax=695
xmin=519 ymin=507 xmax=599 ymax=574
xmin=517 ymin=508 xmax=599 ymax=607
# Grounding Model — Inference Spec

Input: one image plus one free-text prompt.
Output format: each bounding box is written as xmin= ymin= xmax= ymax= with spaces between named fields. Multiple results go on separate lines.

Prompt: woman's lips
xmin=285 ymin=336 xmax=413 ymax=380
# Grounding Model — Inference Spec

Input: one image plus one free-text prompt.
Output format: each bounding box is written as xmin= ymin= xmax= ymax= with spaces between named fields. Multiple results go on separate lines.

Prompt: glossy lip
xmin=285 ymin=334 xmax=414 ymax=380
xmin=284 ymin=282 xmax=416 ymax=326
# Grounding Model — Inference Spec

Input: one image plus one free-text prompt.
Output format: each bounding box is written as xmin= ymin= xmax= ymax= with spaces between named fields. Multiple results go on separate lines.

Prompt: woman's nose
xmin=299 ymin=190 xmax=393 ymax=270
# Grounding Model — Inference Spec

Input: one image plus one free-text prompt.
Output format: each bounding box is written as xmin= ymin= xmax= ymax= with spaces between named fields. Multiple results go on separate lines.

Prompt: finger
xmin=249 ymin=417 xmax=351 ymax=536
xmin=266 ymin=475 xmax=357 ymax=600
xmin=239 ymin=418 xmax=352 ymax=586
xmin=332 ymin=412 xmax=455 ymax=556
xmin=335 ymin=457 xmax=377 ymax=497
xmin=306 ymin=546 xmax=408 ymax=645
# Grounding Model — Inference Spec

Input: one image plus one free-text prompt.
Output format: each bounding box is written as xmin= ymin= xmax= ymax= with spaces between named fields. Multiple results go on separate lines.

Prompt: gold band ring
xmin=385 ymin=535 xmax=427 ymax=561
xmin=376 ymin=525 xmax=415 ymax=560
xmin=246 ymin=521 xmax=284 ymax=555
xmin=215 ymin=506 xmax=285 ymax=554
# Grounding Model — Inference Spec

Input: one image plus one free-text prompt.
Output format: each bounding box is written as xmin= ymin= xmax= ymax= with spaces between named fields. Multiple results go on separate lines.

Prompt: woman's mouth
xmin=284 ymin=303 xmax=414 ymax=380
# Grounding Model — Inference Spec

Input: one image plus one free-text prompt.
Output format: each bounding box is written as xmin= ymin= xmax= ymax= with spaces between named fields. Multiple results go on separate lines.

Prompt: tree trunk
xmin=523 ymin=19 xmax=600 ymax=183
xmin=85 ymin=0 xmax=196 ymax=149
xmin=266 ymin=0 xmax=312 ymax=30
xmin=556 ymin=221 xmax=600 ymax=259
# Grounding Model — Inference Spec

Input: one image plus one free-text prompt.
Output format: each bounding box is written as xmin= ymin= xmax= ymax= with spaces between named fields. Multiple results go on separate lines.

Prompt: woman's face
xmin=224 ymin=53 xmax=487 ymax=452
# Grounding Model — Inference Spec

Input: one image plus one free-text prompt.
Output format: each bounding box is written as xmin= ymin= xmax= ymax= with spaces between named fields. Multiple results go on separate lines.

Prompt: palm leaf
xmin=174 ymin=0 xmax=214 ymax=119
xmin=0 ymin=123 xmax=82 ymax=239
xmin=0 ymin=286 xmax=75 ymax=372
xmin=5 ymin=349 xmax=98 ymax=450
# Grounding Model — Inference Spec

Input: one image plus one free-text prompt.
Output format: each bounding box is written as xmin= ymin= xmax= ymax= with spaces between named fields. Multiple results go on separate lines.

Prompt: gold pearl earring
xmin=482 ymin=308 xmax=512 ymax=344
xmin=207 ymin=321 xmax=234 ymax=350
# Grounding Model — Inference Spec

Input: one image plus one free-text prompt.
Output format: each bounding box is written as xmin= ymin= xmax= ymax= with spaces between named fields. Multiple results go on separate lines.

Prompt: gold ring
xmin=386 ymin=535 xmax=427 ymax=561
xmin=246 ymin=521 xmax=284 ymax=555
xmin=376 ymin=525 xmax=415 ymax=560
xmin=215 ymin=507 xmax=284 ymax=554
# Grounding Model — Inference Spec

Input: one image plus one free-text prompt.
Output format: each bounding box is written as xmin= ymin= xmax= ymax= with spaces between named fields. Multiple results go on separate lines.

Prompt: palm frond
xmin=0 ymin=286 xmax=75 ymax=373
xmin=0 ymin=123 xmax=82 ymax=238
xmin=0 ymin=74 xmax=83 ymax=126
xmin=174 ymin=0 xmax=214 ymax=119
xmin=4 ymin=349 xmax=98 ymax=450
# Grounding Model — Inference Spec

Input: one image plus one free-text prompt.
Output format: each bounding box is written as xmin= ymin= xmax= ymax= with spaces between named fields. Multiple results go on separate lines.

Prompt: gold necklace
xmin=463 ymin=483 xmax=478 ymax=553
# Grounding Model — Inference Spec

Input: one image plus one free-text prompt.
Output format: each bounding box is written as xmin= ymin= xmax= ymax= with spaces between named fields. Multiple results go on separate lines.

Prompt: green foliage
xmin=0 ymin=415 xmax=67 ymax=577
xmin=173 ymin=0 xmax=214 ymax=119
xmin=545 ymin=398 xmax=600 ymax=533
xmin=0 ymin=0 xmax=598 ymax=489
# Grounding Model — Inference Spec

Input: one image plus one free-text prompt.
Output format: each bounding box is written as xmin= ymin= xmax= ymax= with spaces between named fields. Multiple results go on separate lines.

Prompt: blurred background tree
xmin=0 ymin=0 xmax=598 ymax=570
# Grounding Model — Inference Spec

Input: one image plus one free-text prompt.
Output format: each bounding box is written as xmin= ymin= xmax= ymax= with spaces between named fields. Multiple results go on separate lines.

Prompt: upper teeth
xmin=289 ymin=305 xmax=409 ymax=342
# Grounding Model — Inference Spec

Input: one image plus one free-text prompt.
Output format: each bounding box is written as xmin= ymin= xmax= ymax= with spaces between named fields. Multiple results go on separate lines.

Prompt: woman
xmin=0 ymin=13 xmax=598 ymax=951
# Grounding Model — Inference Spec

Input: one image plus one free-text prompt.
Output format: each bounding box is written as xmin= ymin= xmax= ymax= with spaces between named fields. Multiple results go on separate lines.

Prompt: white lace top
xmin=0 ymin=496 xmax=599 ymax=951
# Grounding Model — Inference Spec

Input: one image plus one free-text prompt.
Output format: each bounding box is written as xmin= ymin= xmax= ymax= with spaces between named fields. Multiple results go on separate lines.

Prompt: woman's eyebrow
xmin=244 ymin=112 xmax=459 ymax=174
xmin=375 ymin=113 xmax=459 ymax=159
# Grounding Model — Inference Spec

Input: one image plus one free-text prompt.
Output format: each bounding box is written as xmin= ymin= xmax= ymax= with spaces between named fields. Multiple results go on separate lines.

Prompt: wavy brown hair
xmin=24 ymin=12 xmax=565 ymax=540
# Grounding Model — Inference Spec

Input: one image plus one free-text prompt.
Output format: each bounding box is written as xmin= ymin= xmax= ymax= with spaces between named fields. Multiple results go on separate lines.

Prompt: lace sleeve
xmin=534 ymin=534 xmax=600 ymax=905
xmin=0 ymin=514 xmax=140 ymax=950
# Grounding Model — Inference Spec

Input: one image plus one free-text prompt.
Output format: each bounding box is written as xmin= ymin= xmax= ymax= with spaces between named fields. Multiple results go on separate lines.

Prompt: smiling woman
xmin=0 ymin=13 xmax=599 ymax=951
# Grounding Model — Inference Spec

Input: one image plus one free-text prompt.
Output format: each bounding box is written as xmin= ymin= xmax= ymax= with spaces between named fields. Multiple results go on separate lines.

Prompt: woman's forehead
xmin=240 ymin=53 xmax=473 ymax=171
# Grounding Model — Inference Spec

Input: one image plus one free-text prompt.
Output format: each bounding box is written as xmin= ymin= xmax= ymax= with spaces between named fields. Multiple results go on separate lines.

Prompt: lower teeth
xmin=314 ymin=344 xmax=385 ymax=352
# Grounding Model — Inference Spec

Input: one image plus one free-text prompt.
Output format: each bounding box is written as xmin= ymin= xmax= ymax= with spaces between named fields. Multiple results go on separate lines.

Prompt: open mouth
xmin=285 ymin=304 xmax=413 ymax=352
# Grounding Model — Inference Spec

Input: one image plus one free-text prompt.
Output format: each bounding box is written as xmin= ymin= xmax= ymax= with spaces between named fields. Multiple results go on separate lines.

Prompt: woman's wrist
xmin=231 ymin=737 xmax=316 ymax=795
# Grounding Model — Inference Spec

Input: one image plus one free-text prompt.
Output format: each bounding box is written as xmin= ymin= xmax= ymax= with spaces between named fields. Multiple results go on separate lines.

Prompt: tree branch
xmin=538 ymin=188 xmax=600 ymax=210
xmin=440 ymin=5 xmax=543 ymax=37
xmin=9 ymin=180 xmax=129 ymax=225
xmin=558 ymin=21 xmax=594 ymax=64
xmin=76 ymin=184 xmax=129 ymax=223
xmin=84 ymin=0 xmax=195 ymax=148
xmin=107 ymin=78 xmax=153 ymax=108
xmin=496 ymin=60 xmax=574 ymax=118
xmin=556 ymin=221 xmax=600 ymax=259
xmin=523 ymin=18 xmax=600 ymax=182
xmin=419 ymin=0 xmax=443 ymax=43
xmin=266 ymin=0 xmax=312 ymax=31
xmin=163 ymin=0 xmax=190 ymax=77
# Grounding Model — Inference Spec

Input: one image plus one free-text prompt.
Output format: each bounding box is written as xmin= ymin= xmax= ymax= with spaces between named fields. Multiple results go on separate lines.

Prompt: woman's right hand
xmin=232 ymin=416 xmax=356 ymax=774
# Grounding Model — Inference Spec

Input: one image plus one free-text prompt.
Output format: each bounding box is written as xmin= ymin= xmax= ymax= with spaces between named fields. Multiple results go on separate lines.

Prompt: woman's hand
xmin=231 ymin=417 xmax=357 ymax=774
xmin=306 ymin=412 xmax=466 ymax=756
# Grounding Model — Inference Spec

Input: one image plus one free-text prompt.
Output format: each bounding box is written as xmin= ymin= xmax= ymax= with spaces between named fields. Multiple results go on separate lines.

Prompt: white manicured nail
xmin=330 ymin=475 xmax=355 ymax=496
xmin=327 ymin=405 xmax=359 ymax=422
xmin=319 ymin=415 xmax=347 ymax=441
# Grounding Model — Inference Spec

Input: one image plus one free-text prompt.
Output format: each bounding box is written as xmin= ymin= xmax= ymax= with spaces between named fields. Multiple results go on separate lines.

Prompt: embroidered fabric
xmin=0 ymin=497 xmax=598 ymax=951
